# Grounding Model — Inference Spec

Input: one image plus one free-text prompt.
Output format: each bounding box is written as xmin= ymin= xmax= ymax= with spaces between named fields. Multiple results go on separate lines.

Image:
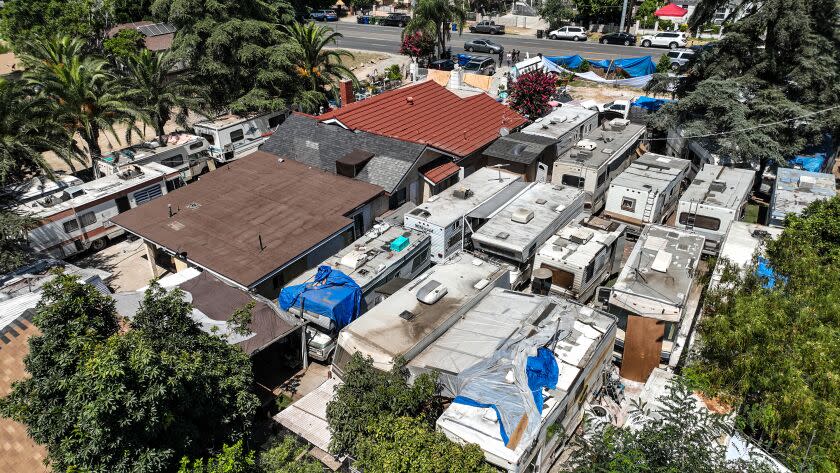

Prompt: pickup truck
xmin=469 ymin=20 xmax=505 ymax=35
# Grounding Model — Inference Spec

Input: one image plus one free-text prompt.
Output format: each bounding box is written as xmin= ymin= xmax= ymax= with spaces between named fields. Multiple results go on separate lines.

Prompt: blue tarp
xmin=790 ymin=153 xmax=826 ymax=173
xmin=756 ymin=257 xmax=787 ymax=289
xmin=545 ymin=54 xmax=584 ymax=69
xmin=278 ymin=266 xmax=363 ymax=329
xmin=525 ymin=347 xmax=559 ymax=413
xmin=453 ymin=396 xmax=510 ymax=445
xmin=544 ymin=55 xmax=655 ymax=77
xmin=456 ymin=54 xmax=472 ymax=66
xmin=633 ymin=96 xmax=674 ymax=112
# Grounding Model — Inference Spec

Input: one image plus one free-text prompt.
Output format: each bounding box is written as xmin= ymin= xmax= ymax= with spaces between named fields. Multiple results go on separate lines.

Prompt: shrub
xmin=508 ymin=69 xmax=556 ymax=119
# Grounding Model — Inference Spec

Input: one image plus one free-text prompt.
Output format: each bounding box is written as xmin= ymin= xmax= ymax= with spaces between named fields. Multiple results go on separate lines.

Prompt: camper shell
xmin=551 ymin=118 xmax=647 ymax=213
xmin=768 ymin=168 xmax=836 ymax=228
xmin=471 ymin=182 xmax=584 ymax=287
xmin=192 ymin=111 xmax=284 ymax=163
xmin=520 ymin=105 xmax=599 ymax=157
xmin=403 ymin=167 xmax=525 ymax=262
xmin=674 ymin=164 xmax=755 ymax=254
xmin=433 ymin=289 xmax=617 ymax=473
xmin=603 ymin=153 xmax=691 ymax=236
xmin=97 ymin=133 xmax=212 ymax=184
xmin=534 ymin=215 xmax=626 ymax=302
xmin=19 ymin=163 xmax=176 ymax=258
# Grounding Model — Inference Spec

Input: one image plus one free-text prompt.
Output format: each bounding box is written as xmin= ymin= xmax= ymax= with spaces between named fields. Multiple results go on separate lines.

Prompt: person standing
xmin=506 ymin=50 xmax=512 ymax=67
xmin=498 ymin=49 xmax=504 ymax=67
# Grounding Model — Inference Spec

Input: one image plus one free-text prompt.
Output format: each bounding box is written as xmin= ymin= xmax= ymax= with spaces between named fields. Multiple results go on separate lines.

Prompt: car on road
xmin=429 ymin=58 xmax=455 ymax=71
xmin=667 ymin=48 xmax=696 ymax=71
xmin=548 ymin=26 xmax=588 ymax=41
xmin=380 ymin=13 xmax=411 ymax=27
xmin=462 ymin=56 xmax=496 ymax=75
xmin=469 ymin=20 xmax=505 ymax=35
xmin=640 ymin=31 xmax=687 ymax=49
xmin=464 ymin=38 xmax=504 ymax=54
xmin=599 ymin=32 xmax=637 ymax=46
xmin=310 ymin=9 xmax=338 ymax=21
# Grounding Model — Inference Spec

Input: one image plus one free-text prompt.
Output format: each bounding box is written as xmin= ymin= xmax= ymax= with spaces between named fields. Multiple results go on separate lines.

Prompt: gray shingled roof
xmin=482 ymin=132 xmax=555 ymax=165
xmin=261 ymin=114 xmax=427 ymax=194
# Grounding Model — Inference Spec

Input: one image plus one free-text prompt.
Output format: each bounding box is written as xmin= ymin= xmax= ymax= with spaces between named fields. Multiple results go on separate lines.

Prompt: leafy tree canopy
xmin=538 ymin=0 xmax=576 ymax=30
xmin=508 ymin=69 xmax=556 ymax=119
xmin=687 ymin=196 xmax=840 ymax=471
xmin=403 ymin=0 xmax=467 ymax=58
xmin=103 ymin=28 xmax=145 ymax=60
xmin=0 ymin=276 xmax=259 ymax=472
xmin=0 ymin=0 xmax=99 ymax=47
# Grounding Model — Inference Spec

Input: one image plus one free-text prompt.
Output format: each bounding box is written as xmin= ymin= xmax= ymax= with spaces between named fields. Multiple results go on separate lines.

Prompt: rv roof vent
xmin=798 ymin=175 xmax=816 ymax=189
xmin=496 ymin=231 xmax=510 ymax=240
xmin=576 ymin=139 xmax=598 ymax=151
xmin=535 ymin=198 xmax=547 ymax=205
xmin=511 ymin=208 xmax=534 ymax=224
xmin=409 ymin=208 xmax=431 ymax=218
xmin=340 ymin=250 xmax=367 ymax=270
xmin=512 ymin=143 xmax=528 ymax=156
xmin=601 ymin=132 xmax=614 ymax=143
xmin=569 ymin=228 xmax=593 ymax=244
xmin=651 ymin=250 xmax=673 ymax=272
xmin=602 ymin=148 xmax=615 ymax=154
xmin=610 ymin=118 xmax=630 ymax=131
xmin=710 ymin=180 xmax=727 ymax=193
xmin=453 ymin=187 xmax=473 ymax=200
xmin=399 ymin=310 xmax=416 ymax=321
xmin=417 ymin=279 xmax=447 ymax=304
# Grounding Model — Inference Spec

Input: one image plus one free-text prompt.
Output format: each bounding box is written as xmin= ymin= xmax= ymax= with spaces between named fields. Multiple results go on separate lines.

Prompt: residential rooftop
xmin=610 ymin=153 xmax=691 ymax=193
xmin=471 ymin=182 xmax=584 ymax=259
xmin=482 ymin=132 xmax=556 ymax=165
xmin=556 ymin=120 xmax=646 ymax=169
xmin=406 ymin=167 xmax=524 ymax=228
xmin=261 ymin=113 xmax=427 ymax=194
xmin=537 ymin=215 xmax=625 ymax=271
xmin=112 ymin=151 xmax=383 ymax=289
xmin=520 ymin=105 xmax=597 ymax=140
xmin=680 ymin=164 xmax=754 ymax=210
xmin=770 ymin=168 xmax=836 ymax=226
xmin=318 ymin=81 xmax=527 ymax=157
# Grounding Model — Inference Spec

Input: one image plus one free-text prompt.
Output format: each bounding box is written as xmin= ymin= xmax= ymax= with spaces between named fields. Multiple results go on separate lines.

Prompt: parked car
xmin=306 ymin=327 xmax=336 ymax=363
xmin=689 ymin=42 xmax=717 ymax=53
xmin=462 ymin=56 xmax=496 ymax=75
xmin=548 ymin=26 xmax=588 ymax=41
xmin=310 ymin=9 xmax=338 ymax=21
xmin=581 ymin=99 xmax=631 ymax=119
xmin=380 ymin=13 xmax=411 ymax=26
xmin=599 ymin=32 xmax=637 ymax=46
xmin=464 ymin=38 xmax=504 ymax=54
xmin=429 ymin=58 xmax=456 ymax=71
xmin=469 ymin=20 xmax=505 ymax=35
xmin=667 ymin=48 xmax=696 ymax=71
xmin=640 ymin=31 xmax=687 ymax=49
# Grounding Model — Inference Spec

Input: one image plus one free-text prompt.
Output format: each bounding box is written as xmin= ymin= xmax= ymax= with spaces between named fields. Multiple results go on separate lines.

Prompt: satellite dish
xmin=499 ymin=127 xmax=510 ymax=136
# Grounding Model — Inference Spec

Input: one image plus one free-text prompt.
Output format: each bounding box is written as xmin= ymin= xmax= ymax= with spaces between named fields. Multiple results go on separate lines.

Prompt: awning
xmin=274 ymin=378 xmax=342 ymax=453
xmin=422 ymin=161 xmax=460 ymax=185
xmin=654 ymin=3 xmax=688 ymax=17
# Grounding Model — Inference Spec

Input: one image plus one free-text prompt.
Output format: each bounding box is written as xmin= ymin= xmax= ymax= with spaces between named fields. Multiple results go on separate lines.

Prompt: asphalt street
xmin=330 ymin=22 xmax=666 ymax=60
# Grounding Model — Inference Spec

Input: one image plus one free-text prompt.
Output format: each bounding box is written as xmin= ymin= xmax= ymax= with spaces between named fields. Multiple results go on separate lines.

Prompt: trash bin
xmin=451 ymin=22 xmax=458 ymax=32
xmin=536 ymin=29 xmax=544 ymax=38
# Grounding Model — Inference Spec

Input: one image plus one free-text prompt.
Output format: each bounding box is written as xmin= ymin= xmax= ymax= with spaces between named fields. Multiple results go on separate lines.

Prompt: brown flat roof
xmin=112 ymin=151 xmax=383 ymax=288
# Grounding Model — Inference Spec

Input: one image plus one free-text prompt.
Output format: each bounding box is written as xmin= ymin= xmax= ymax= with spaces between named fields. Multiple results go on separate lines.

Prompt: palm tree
xmin=118 ymin=49 xmax=208 ymax=138
xmin=283 ymin=22 xmax=357 ymax=98
xmin=0 ymin=79 xmax=81 ymax=182
xmin=22 ymin=36 xmax=147 ymax=170
xmin=404 ymin=0 xmax=467 ymax=58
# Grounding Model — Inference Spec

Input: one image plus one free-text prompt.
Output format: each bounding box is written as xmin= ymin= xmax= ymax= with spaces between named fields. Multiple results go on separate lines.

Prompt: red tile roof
xmin=318 ymin=81 xmax=527 ymax=158
xmin=422 ymin=161 xmax=461 ymax=185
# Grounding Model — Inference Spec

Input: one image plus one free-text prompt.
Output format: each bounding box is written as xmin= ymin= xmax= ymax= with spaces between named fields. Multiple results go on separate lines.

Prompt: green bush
xmin=679 ymin=23 xmax=689 ymax=32
xmin=658 ymin=19 xmax=674 ymax=30
xmin=578 ymin=60 xmax=590 ymax=72
xmin=386 ymin=64 xmax=402 ymax=81
xmin=656 ymin=54 xmax=672 ymax=73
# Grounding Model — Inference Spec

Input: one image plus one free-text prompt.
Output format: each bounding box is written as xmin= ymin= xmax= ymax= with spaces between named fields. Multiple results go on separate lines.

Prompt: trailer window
xmin=596 ymin=171 xmax=607 ymax=187
xmin=621 ymin=197 xmax=636 ymax=212
xmin=200 ymin=133 xmax=214 ymax=145
xmin=230 ymin=129 xmax=245 ymax=143
xmin=561 ymin=174 xmax=584 ymax=187
xmin=189 ymin=141 xmax=204 ymax=150
xmin=161 ymin=155 xmax=185 ymax=167
xmin=678 ymin=212 xmax=721 ymax=231
xmin=411 ymin=252 xmax=429 ymax=273
xmin=268 ymin=114 xmax=283 ymax=128
xmin=79 ymin=212 xmax=96 ymax=226
xmin=447 ymin=232 xmax=462 ymax=251
xmin=63 ymin=219 xmax=80 ymax=233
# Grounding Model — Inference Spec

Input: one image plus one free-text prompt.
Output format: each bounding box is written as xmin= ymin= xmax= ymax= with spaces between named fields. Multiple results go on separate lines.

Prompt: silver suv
xmin=463 ymin=56 xmax=496 ymax=75
xmin=667 ymin=48 xmax=695 ymax=71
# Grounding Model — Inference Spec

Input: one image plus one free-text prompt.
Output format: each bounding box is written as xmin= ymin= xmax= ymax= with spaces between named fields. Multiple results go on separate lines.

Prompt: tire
xmin=573 ymin=35 xmax=580 ymax=41
xmin=467 ymin=46 xmax=473 ymax=52
xmin=670 ymin=62 xmax=680 ymax=71
xmin=623 ymin=40 xmax=631 ymax=46
xmin=642 ymin=39 xmax=651 ymax=47
xmin=669 ymin=42 xmax=678 ymax=49
xmin=549 ymin=34 xmax=558 ymax=40
xmin=490 ymin=29 xmax=496 ymax=35
xmin=601 ymin=38 xmax=608 ymax=44
xmin=91 ymin=238 xmax=108 ymax=252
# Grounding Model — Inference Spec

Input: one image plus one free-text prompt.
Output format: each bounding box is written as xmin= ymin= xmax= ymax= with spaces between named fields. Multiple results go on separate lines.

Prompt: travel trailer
xmin=520 ymin=105 xmax=599 ymax=157
xmin=192 ymin=111 xmax=284 ymax=163
xmin=603 ymin=153 xmax=691 ymax=236
xmin=768 ymin=168 xmax=836 ymax=228
xmin=673 ymin=164 xmax=754 ymax=254
xmin=403 ymin=167 xmax=525 ymax=262
xmin=551 ymin=118 xmax=647 ymax=213
xmin=1 ymin=174 xmax=84 ymax=205
xmin=533 ymin=215 xmax=626 ymax=302
xmin=97 ymin=133 xmax=212 ymax=186
xmin=19 ymin=163 xmax=177 ymax=258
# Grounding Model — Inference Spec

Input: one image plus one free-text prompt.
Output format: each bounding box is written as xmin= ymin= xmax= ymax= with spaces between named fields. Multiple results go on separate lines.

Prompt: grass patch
xmin=744 ymin=204 xmax=760 ymax=224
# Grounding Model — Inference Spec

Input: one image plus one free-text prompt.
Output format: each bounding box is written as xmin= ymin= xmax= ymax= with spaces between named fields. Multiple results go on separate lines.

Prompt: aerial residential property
xmin=768 ymin=168 xmax=836 ymax=227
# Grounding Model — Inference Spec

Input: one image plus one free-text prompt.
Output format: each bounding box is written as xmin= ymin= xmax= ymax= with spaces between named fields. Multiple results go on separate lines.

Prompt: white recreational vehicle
xmin=97 ymin=133 xmax=212 ymax=185
xmin=520 ymin=105 xmax=599 ymax=158
xmin=603 ymin=153 xmax=691 ymax=236
xmin=1 ymin=174 xmax=84 ymax=205
xmin=192 ymin=111 xmax=284 ymax=163
xmin=403 ymin=167 xmax=526 ymax=262
xmin=19 ymin=163 xmax=177 ymax=258
xmin=674 ymin=164 xmax=755 ymax=254
xmin=471 ymin=182 xmax=584 ymax=287
xmin=533 ymin=215 xmax=626 ymax=302
xmin=551 ymin=118 xmax=647 ymax=213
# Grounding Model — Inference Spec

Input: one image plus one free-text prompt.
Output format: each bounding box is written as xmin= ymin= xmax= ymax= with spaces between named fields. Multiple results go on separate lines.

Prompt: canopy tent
xmin=278 ymin=266 xmax=363 ymax=329
xmin=654 ymin=3 xmax=688 ymax=17
xmin=632 ymin=96 xmax=674 ymax=111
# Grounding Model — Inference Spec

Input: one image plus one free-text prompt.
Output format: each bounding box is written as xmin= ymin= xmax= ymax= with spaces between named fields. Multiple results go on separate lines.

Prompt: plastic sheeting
xmin=453 ymin=396 xmax=511 ymax=444
xmin=521 ymin=57 xmax=654 ymax=89
xmin=756 ymin=257 xmax=787 ymax=289
xmin=790 ymin=153 xmax=826 ymax=173
xmin=633 ymin=96 xmax=674 ymax=111
xmin=526 ymin=347 xmax=559 ymax=413
xmin=545 ymin=55 xmax=655 ymax=78
xmin=278 ymin=266 xmax=363 ymax=329
xmin=545 ymin=55 xmax=584 ymax=70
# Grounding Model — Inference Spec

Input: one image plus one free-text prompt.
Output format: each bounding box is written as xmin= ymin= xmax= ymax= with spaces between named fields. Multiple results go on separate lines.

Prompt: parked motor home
xmin=603 ymin=153 xmax=691 ymax=236
xmin=1 ymin=174 xmax=84 ymax=205
xmin=533 ymin=215 xmax=626 ymax=302
xmin=403 ymin=167 xmax=525 ymax=262
xmin=551 ymin=118 xmax=647 ymax=213
xmin=97 ymin=133 xmax=212 ymax=186
xmin=192 ymin=111 xmax=284 ymax=163
xmin=768 ymin=168 xmax=836 ymax=228
xmin=673 ymin=164 xmax=755 ymax=254
xmin=520 ymin=105 xmax=599 ymax=157
xmin=19 ymin=163 xmax=177 ymax=258
xmin=471 ymin=182 xmax=584 ymax=287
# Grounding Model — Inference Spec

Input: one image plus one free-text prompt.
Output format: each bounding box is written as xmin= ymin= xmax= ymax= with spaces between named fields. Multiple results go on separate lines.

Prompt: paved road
xmin=331 ymin=22 xmax=665 ymax=60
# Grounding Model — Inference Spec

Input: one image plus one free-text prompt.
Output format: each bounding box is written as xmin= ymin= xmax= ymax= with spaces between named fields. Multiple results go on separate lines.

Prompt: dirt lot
xmin=71 ymin=236 xmax=159 ymax=292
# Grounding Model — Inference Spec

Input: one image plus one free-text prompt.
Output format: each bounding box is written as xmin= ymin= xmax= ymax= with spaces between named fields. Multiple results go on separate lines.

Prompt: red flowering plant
xmin=508 ymin=70 xmax=557 ymax=119
xmin=400 ymin=31 xmax=435 ymax=59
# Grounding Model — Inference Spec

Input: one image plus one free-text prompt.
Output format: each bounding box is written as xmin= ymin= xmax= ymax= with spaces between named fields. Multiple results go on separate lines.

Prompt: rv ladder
xmin=642 ymin=190 xmax=657 ymax=223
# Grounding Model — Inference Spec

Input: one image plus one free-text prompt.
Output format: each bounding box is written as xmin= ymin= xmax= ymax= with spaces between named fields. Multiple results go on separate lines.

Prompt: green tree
xmin=103 ymin=28 xmax=145 ymax=61
xmin=538 ymin=0 xmax=576 ymax=30
xmin=0 ymin=0 xmax=99 ymax=47
xmin=570 ymin=0 xmax=622 ymax=26
xmin=229 ymin=301 xmax=255 ymax=337
xmin=687 ymin=197 xmax=840 ymax=471
xmin=326 ymin=353 xmax=442 ymax=457
xmin=354 ymin=415 xmax=495 ymax=473
xmin=569 ymin=379 xmax=773 ymax=472
xmin=117 ymin=49 xmax=208 ymax=137
xmin=655 ymin=53 xmax=672 ymax=73
xmin=403 ymin=0 xmax=467 ymax=58
xmin=258 ymin=436 xmax=322 ymax=473
xmin=179 ymin=441 xmax=257 ymax=473
xmin=283 ymin=22 xmax=357 ymax=103
xmin=1 ymin=277 xmax=260 ymax=472
xmin=635 ymin=0 xmax=665 ymax=28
